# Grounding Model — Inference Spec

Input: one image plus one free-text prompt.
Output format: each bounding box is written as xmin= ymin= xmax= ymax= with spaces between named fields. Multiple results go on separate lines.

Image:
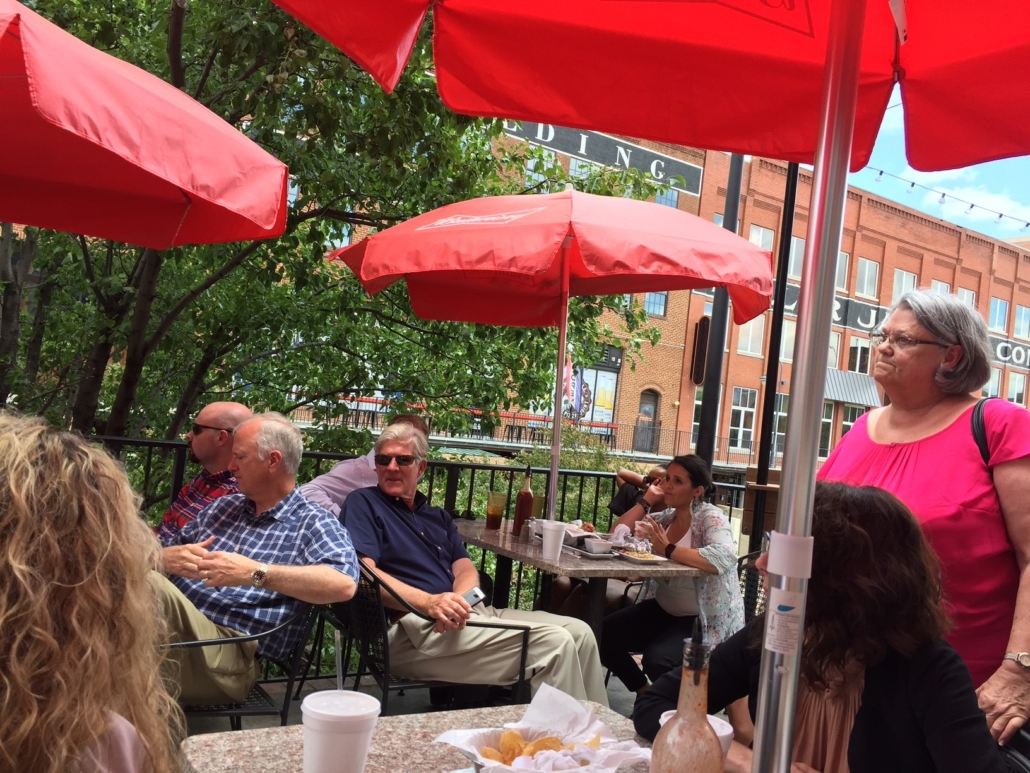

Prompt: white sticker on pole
xmin=765 ymin=587 xmax=805 ymax=656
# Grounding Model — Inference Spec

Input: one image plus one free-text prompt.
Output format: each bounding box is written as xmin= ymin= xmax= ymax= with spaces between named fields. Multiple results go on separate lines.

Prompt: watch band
xmin=664 ymin=542 xmax=676 ymax=560
xmin=251 ymin=563 xmax=270 ymax=588
xmin=1004 ymin=652 xmax=1030 ymax=668
xmin=640 ymin=500 xmax=652 ymax=514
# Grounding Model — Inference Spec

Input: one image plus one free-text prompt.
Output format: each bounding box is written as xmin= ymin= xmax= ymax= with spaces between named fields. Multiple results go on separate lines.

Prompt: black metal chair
xmin=326 ymin=560 xmax=532 ymax=713
xmin=1004 ymin=728 xmax=1030 ymax=772
xmin=737 ymin=549 xmax=766 ymax=622
xmin=166 ymin=603 xmax=318 ymax=730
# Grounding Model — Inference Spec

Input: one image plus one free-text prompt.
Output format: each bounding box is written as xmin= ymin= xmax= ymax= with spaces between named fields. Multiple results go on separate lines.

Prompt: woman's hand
xmin=977 ymin=663 xmax=1030 ymax=744
xmin=638 ymin=515 xmax=670 ymax=555
xmin=642 ymin=482 xmax=664 ymax=509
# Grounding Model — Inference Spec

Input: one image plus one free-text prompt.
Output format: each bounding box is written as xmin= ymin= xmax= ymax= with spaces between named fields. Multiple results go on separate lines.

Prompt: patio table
xmin=455 ymin=519 xmax=701 ymax=641
xmin=181 ymin=700 xmax=648 ymax=773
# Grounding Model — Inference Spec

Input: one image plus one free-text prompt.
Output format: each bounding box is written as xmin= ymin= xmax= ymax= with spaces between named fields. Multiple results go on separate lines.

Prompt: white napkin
xmin=434 ymin=684 xmax=651 ymax=772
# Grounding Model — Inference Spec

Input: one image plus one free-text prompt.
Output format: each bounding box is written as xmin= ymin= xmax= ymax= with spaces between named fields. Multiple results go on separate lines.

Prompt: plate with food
xmin=561 ymin=544 xmax=615 ymax=561
xmin=615 ymin=549 xmax=668 ymax=564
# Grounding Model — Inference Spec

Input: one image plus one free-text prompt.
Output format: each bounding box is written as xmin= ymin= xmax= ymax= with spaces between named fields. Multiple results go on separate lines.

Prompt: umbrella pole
xmin=750 ymin=0 xmax=867 ymax=770
xmin=546 ymin=239 xmax=573 ymax=520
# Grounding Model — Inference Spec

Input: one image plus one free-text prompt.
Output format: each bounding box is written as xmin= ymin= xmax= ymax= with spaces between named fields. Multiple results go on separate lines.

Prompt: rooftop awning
xmin=824 ymin=368 xmax=881 ymax=408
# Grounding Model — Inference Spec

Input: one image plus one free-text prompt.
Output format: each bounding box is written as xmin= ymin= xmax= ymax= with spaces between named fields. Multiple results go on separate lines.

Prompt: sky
xmin=846 ymin=85 xmax=1030 ymax=242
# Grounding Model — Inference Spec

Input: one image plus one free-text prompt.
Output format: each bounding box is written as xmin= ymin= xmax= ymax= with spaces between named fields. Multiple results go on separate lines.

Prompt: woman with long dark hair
xmin=634 ymin=482 xmax=1010 ymax=773
xmin=600 ymin=454 xmax=744 ymax=695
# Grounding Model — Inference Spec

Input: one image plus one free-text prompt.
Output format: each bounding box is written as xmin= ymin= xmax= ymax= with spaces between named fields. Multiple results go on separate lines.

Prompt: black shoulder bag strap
xmin=971 ymin=396 xmax=996 ymax=467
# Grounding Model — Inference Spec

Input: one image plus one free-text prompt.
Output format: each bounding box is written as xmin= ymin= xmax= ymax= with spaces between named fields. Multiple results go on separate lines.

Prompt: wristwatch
xmin=251 ymin=563 xmax=270 ymax=588
xmin=640 ymin=500 xmax=652 ymax=514
xmin=664 ymin=543 xmax=676 ymax=560
xmin=1004 ymin=652 xmax=1030 ymax=668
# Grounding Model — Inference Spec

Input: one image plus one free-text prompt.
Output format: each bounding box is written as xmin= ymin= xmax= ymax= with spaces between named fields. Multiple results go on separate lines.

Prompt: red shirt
xmin=155 ymin=469 xmax=238 ymax=544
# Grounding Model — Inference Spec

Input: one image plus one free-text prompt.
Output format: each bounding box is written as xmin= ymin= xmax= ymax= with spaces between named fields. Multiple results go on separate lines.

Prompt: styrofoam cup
xmin=658 ymin=710 xmax=734 ymax=757
xmin=540 ymin=520 xmax=568 ymax=563
xmin=302 ymin=690 xmax=381 ymax=773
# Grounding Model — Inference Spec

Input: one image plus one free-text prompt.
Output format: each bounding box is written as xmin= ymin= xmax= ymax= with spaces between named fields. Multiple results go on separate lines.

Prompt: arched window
xmin=633 ymin=390 xmax=660 ymax=453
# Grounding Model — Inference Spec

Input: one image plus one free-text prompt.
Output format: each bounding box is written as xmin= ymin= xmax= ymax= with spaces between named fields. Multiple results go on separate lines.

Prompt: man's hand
xmin=196 ymin=550 xmax=263 ymax=588
xmin=977 ymin=662 xmax=1030 ymax=744
xmin=425 ymin=591 xmax=472 ymax=634
xmin=162 ymin=536 xmax=216 ymax=580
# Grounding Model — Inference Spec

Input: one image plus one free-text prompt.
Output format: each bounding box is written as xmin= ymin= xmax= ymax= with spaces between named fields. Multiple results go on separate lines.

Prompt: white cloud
xmin=901 ymin=165 xmax=976 ymax=186
xmin=878 ymin=103 xmax=905 ymax=133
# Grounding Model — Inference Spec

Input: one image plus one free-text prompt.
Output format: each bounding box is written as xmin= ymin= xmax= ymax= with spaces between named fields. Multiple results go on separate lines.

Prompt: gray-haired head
xmin=236 ymin=412 xmax=304 ymax=475
xmin=888 ymin=289 xmax=993 ymax=394
xmin=375 ymin=421 xmax=428 ymax=459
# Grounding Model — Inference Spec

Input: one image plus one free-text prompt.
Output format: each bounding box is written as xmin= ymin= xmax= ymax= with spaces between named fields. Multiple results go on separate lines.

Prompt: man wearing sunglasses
xmin=300 ymin=414 xmax=430 ymax=516
xmin=156 ymin=401 xmax=252 ymax=544
xmin=342 ymin=423 xmax=609 ymax=706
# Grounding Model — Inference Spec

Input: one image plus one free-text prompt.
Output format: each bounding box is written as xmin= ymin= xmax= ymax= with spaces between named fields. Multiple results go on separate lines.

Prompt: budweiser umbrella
xmin=332 ymin=187 xmax=773 ymax=518
xmin=272 ymin=0 xmax=1030 ymax=173
xmin=0 ymin=0 xmax=288 ymax=249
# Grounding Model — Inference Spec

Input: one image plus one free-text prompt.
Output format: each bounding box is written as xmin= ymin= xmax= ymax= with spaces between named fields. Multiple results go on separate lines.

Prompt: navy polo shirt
xmin=341 ymin=486 xmax=470 ymax=595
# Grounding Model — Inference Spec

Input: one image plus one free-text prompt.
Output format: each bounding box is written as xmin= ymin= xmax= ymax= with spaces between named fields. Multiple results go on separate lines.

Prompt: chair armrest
xmin=164 ymin=604 xmax=312 ymax=650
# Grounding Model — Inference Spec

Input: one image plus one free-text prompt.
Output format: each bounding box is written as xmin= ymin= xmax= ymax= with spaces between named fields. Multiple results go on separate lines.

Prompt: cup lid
xmin=301 ymin=690 xmax=381 ymax=722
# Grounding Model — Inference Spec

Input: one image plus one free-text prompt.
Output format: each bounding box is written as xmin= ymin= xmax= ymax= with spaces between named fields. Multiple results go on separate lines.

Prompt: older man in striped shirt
xmin=157 ymin=412 xmax=358 ymax=704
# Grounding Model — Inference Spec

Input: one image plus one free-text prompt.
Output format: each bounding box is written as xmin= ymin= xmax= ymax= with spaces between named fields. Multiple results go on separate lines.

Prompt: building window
xmin=931 ymin=279 xmax=951 ymax=295
xmin=856 ymin=258 xmax=879 ymax=298
xmin=773 ymin=393 xmax=789 ymax=457
xmin=1016 ymin=305 xmax=1030 ymax=341
xmin=644 ymin=292 xmax=668 ymax=317
xmin=655 ymin=188 xmax=679 ymax=208
xmin=828 ymin=331 xmax=841 ymax=369
xmin=525 ymin=149 xmax=556 ymax=188
xmin=893 ymin=269 xmax=917 ymax=301
xmin=842 ymin=404 xmax=864 ymax=435
xmin=989 ymin=297 xmax=1009 ymax=334
xmin=787 ymin=236 xmax=805 ymax=279
xmin=848 ymin=336 xmax=870 ymax=374
xmin=729 ymin=387 xmax=757 ymax=450
xmin=738 ymin=314 xmax=766 ymax=356
xmin=704 ymin=301 xmax=713 ymax=316
xmin=749 ymin=225 xmax=774 ymax=251
xmin=780 ymin=319 xmax=796 ymax=363
xmin=958 ymin=287 xmax=976 ymax=308
xmin=568 ymin=157 xmax=595 ymax=179
xmin=983 ymin=368 xmax=1002 ymax=398
xmin=836 ymin=252 xmax=849 ymax=292
xmin=713 ymin=214 xmax=739 ymax=232
xmin=819 ymin=401 xmax=834 ymax=457
xmin=633 ymin=390 xmax=660 ymax=452
xmin=1008 ymin=372 xmax=1026 ymax=405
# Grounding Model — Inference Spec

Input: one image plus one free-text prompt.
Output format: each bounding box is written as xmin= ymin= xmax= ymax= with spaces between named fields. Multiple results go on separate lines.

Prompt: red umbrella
xmin=332 ymin=187 xmax=773 ymax=520
xmin=0 ymin=0 xmax=288 ymax=249
xmin=272 ymin=0 xmax=1030 ymax=173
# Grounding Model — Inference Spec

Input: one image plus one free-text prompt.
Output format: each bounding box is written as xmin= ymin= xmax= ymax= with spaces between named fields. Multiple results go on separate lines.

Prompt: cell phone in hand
xmin=462 ymin=586 xmax=486 ymax=607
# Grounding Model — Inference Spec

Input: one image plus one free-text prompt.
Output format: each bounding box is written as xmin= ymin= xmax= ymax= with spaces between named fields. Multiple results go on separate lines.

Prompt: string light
xmin=862 ymin=166 xmax=1029 ymax=229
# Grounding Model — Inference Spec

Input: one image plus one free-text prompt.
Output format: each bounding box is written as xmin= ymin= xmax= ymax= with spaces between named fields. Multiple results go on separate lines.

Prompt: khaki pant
xmin=152 ymin=573 xmax=259 ymax=704
xmin=388 ymin=605 xmax=609 ymax=707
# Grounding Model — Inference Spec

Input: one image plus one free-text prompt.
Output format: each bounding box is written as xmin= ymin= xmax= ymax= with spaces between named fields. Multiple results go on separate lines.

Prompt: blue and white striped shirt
xmin=170 ymin=488 xmax=358 ymax=661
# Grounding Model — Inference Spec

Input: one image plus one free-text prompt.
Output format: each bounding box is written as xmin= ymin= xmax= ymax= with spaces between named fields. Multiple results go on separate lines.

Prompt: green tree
xmin=1 ymin=0 xmax=662 ymax=448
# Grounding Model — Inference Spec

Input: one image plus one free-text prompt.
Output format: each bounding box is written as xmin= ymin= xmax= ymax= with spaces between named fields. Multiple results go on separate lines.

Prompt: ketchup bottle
xmin=512 ymin=466 xmax=534 ymax=537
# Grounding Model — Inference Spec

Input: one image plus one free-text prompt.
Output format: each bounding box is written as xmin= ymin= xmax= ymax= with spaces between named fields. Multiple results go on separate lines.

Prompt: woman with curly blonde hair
xmin=0 ymin=413 xmax=182 ymax=772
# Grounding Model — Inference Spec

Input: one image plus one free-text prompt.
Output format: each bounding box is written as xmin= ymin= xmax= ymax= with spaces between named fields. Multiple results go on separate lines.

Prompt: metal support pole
xmin=546 ymin=238 xmax=573 ymax=520
xmin=748 ymin=163 xmax=800 ymax=556
xmin=695 ymin=153 xmax=744 ymax=468
xmin=751 ymin=0 xmax=867 ymax=768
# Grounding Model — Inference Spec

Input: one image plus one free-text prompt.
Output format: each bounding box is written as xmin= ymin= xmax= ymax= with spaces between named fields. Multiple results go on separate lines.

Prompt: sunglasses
xmin=374 ymin=454 xmax=418 ymax=467
xmin=191 ymin=423 xmax=234 ymax=435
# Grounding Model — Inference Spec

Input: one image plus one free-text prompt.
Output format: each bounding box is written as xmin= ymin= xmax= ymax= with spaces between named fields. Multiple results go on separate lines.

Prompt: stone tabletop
xmin=455 ymin=519 xmax=702 ymax=580
xmin=182 ymin=701 xmax=649 ymax=773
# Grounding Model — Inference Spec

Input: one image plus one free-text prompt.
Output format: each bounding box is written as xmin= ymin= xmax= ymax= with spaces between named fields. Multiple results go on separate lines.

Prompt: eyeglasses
xmin=191 ymin=423 xmax=235 ymax=435
xmin=869 ymin=331 xmax=946 ymax=350
xmin=374 ymin=454 xmax=418 ymax=467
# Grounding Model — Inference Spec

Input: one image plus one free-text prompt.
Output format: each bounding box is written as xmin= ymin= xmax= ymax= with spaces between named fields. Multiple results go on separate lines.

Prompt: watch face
xmin=1019 ymin=653 xmax=1030 ymax=668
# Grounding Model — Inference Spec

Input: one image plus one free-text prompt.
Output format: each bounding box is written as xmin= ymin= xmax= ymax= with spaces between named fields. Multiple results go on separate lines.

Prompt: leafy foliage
xmin=2 ymin=0 xmax=663 ymax=446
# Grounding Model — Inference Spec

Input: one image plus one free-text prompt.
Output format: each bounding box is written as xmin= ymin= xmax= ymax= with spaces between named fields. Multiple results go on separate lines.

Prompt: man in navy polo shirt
xmin=341 ymin=422 xmax=608 ymax=705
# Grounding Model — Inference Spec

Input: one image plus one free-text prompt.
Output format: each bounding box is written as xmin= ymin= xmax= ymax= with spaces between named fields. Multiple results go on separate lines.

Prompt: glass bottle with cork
xmin=512 ymin=465 xmax=534 ymax=537
xmin=650 ymin=619 xmax=724 ymax=772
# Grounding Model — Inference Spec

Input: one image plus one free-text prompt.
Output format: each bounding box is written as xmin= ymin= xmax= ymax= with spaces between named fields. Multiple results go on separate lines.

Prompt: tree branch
xmin=144 ymin=240 xmax=263 ymax=354
xmin=203 ymin=58 xmax=267 ymax=110
xmin=167 ymin=0 xmax=188 ymax=88
xmin=193 ymin=46 xmax=219 ymax=100
xmin=288 ymin=206 xmax=404 ymax=230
